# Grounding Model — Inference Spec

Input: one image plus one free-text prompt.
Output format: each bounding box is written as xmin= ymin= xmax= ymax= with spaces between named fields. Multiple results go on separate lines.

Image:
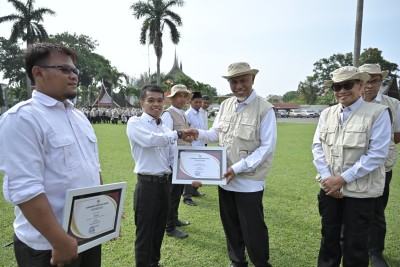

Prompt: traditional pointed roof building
xmin=92 ymin=81 xmax=120 ymax=107
xmin=165 ymin=50 xmax=188 ymax=80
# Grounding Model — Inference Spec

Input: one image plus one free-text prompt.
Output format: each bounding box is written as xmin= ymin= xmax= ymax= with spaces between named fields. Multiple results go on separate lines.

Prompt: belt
xmin=137 ymin=173 xmax=170 ymax=183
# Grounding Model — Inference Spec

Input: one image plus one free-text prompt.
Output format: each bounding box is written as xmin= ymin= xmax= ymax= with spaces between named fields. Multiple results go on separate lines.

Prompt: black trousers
xmin=182 ymin=184 xmax=198 ymax=199
xmin=165 ymin=175 xmax=184 ymax=232
xmin=134 ymin=179 xmax=170 ymax=267
xmin=13 ymin=234 xmax=101 ymax=267
xmin=317 ymin=189 xmax=375 ymax=267
xmin=218 ymin=187 xmax=270 ymax=267
xmin=368 ymin=170 xmax=392 ymax=254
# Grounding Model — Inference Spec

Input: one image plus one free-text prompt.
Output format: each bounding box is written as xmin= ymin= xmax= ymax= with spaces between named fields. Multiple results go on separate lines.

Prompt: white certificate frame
xmin=62 ymin=182 xmax=126 ymax=253
xmin=173 ymin=146 xmax=227 ymax=185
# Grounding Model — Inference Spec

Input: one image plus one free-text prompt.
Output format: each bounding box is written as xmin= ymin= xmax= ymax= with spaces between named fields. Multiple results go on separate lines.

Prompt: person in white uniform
xmin=0 ymin=43 xmax=103 ymax=267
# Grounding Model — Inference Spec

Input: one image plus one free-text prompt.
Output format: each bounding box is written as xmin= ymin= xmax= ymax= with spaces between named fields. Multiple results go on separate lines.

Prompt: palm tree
xmin=131 ymin=0 xmax=184 ymax=85
xmin=0 ymin=0 xmax=56 ymax=98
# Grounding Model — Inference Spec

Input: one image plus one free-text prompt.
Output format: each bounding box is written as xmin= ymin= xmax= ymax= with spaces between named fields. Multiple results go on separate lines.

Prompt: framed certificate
xmin=62 ymin=182 xmax=127 ymax=253
xmin=172 ymin=146 xmax=227 ymax=185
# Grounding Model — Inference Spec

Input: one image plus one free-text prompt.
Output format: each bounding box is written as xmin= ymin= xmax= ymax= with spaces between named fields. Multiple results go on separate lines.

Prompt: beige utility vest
xmin=218 ymin=96 xmax=273 ymax=181
xmin=319 ymin=102 xmax=388 ymax=198
xmin=374 ymin=95 xmax=399 ymax=171
xmin=164 ymin=107 xmax=191 ymax=146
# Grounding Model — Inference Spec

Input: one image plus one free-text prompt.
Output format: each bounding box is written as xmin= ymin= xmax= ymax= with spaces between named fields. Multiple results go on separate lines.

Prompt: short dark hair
xmin=24 ymin=42 xmax=77 ymax=82
xmin=140 ymin=84 xmax=164 ymax=100
xmin=202 ymin=95 xmax=210 ymax=101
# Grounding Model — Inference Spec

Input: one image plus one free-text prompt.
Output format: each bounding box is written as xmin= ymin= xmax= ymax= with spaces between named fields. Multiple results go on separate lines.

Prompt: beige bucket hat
xmin=359 ymin=64 xmax=389 ymax=79
xmin=222 ymin=62 xmax=259 ymax=79
xmin=324 ymin=66 xmax=370 ymax=89
xmin=166 ymin=84 xmax=192 ymax=99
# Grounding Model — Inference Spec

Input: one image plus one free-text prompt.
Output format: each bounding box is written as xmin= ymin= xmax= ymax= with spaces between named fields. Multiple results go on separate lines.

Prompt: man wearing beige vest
xmin=189 ymin=62 xmax=277 ymax=267
xmin=161 ymin=84 xmax=192 ymax=239
xmin=312 ymin=66 xmax=391 ymax=267
xmin=359 ymin=64 xmax=400 ymax=267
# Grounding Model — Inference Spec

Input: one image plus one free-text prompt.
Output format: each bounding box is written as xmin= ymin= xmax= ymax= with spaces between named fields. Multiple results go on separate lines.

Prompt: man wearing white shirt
xmin=161 ymin=84 xmax=192 ymax=239
xmin=189 ymin=62 xmax=276 ymax=267
xmin=312 ymin=66 xmax=391 ymax=267
xmin=359 ymin=64 xmax=400 ymax=267
xmin=183 ymin=92 xmax=206 ymax=203
xmin=0 ymin=43 xmax=102 ymax=267
xmin=200 ymin=95 xmax=211 ymax=131
xmin=126 ymin=84 xmax=192 ymax=266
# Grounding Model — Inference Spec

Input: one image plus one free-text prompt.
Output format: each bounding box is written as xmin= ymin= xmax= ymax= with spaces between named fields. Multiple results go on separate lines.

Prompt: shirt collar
xmin=374 ymin=93 xmax=382 ymax=103
xmin=189 ymin=107 xmax=200 ymax=114
xmin=170 ymin=105 xmax=185 ymax=115
xmin=32 ymin=90 xmax=74 ymax=109
xmin=141 ymin=112 xmax=162 ymax=125
xmin=236 ymin=89 xmax=257 ymax=106
xmin=341 ymin=97 xmax=363 ymax=111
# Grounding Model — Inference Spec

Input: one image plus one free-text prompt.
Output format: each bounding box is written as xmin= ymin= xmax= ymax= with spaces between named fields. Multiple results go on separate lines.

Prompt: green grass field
xmin=1 ymin=122 xmax=399 ymax=267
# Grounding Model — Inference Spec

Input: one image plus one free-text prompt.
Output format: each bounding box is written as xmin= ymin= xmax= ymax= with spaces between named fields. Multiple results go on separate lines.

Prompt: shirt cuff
xmin=320 ymin=171 xmax=332 ymax=180
xmin=197 ymin=129 xmax=206 ymax=140
xmin=231 ymin=162 xmax=243 ymax=175
xmin=341 ymin=169 xmax=356 ymax=183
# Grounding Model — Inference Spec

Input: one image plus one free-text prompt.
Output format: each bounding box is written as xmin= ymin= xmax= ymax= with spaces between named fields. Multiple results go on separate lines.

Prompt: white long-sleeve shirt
xmin=126 ymin=112 xmax=178 ymax=175
xmin=197 ymin=90 xmax=277 ymax=192
xmin=0 ymin=91 xmax=101 ymax=250
xmin=185 ymin=107 xmax=207 ymax=146
xmin=312 ymin=97 xmax=391 ymax=183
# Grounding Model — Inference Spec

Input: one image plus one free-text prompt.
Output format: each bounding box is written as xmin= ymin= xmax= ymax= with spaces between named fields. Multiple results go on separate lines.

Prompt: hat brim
xmin=324 ymin=72 xmax=370 ymax=89
xmin=166 ymin=90 xmax=192 ymax=99
xmin=360 ymin=70 xmax=389 ymax=80
xmin=222 ymin=69 xmax=259 ymax=79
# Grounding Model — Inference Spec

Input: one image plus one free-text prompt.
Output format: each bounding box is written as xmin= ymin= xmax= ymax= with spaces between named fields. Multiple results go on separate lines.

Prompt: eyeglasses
xmin=331 ymin=80 xmax=359 ymax=92
xmin=366 ymin=79 xmax=381 ymax=86
xmin=38 ymin=65 xmax=80 ymax=75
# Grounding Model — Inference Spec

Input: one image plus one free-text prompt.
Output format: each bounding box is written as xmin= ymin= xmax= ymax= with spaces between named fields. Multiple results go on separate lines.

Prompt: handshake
xmin=178 ymin=129 xmax=199 ymax=142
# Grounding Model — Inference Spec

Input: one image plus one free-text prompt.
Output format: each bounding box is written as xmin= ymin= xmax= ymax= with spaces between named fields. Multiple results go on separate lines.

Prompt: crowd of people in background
xmin=78 ymin=107 xmax=143 ymax=124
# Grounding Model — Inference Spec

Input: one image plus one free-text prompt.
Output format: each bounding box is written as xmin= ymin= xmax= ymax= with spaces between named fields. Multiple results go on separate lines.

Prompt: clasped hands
xmin=321 ymin=175 xmax=346 ymax=199
xmin=179 ymin=129 xmax=199 ymax=142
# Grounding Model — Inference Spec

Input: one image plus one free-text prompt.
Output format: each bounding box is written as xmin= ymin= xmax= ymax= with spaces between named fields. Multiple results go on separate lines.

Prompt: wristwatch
xmin=177 ymin=130 xmax=182 ymax=139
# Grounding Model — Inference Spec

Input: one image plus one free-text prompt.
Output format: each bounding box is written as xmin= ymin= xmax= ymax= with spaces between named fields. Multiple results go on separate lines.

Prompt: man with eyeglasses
xmin=0 ymin=43 xmax=103 ymax=267
xmin=312 ymin=66 xmax=391 ymax=267
xmin=359 ymin=64 xmax=400 ymax=267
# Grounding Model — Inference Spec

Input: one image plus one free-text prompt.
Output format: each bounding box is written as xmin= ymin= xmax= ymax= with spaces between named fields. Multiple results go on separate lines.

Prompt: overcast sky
xmin=1 ymin=0 xmax=399 ymax=97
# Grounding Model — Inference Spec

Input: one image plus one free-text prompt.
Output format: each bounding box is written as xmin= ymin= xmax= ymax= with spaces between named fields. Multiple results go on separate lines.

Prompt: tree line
xmin=281 ymin=48 xmax=399 ymax=105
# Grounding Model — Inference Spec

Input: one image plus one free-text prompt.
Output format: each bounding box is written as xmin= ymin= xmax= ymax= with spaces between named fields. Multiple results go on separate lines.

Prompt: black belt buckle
xmin=158 ymin=174 xmax=169 ymax=183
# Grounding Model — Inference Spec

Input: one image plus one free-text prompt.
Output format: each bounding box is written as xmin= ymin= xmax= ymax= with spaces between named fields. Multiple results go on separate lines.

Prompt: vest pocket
xmin=319 ymin=125 xmax=336 ymax=146
xmin=345 ymin=177 xmax=370 ymax=192
xmin=342 ymin=124 xmax=367 ymax=148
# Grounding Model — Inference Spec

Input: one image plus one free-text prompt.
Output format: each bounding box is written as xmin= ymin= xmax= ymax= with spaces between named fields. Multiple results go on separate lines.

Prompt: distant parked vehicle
xmin=276 ymin=109 xmax=289 ymax=118
xmin=314 ymin=110 xmax=322 ymax=117
xmin=301 ymin=110 xmax=317 ymax=118
xmin=289 ymin=109 xmax=302 ymax=118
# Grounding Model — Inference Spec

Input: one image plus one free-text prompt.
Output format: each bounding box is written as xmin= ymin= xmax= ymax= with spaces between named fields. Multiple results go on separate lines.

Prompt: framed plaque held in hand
xmin=172 ymin=146 xmax=227 ymax=185
xmin=62 ymin=182 xmax=127 ymax=253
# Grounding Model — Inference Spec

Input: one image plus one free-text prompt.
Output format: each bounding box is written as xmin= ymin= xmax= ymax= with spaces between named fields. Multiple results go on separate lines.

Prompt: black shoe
xmin=183 ymin=198 xmax=197 ymax=206
xmin=370 ymin=253 xmax=389 ymax=267
xmin=175 ymin=219 xmax=190 ymax=227
xmin=193 ymin=191 xmax=205 ymax=197
xmin=166 ymin=228 xmax=188 ymax=239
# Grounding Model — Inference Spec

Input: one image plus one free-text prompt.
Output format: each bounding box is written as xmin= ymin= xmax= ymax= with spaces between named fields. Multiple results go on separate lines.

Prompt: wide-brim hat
xmin=222 ymin=62 xmax=259 ymax=79
xmin=359 ymin=64 xmax=389 ymax=80
xmin=324 ymin=66 xmax=370 ymax=89
xmin=166 ymin=84 xmax=192 ymax=99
